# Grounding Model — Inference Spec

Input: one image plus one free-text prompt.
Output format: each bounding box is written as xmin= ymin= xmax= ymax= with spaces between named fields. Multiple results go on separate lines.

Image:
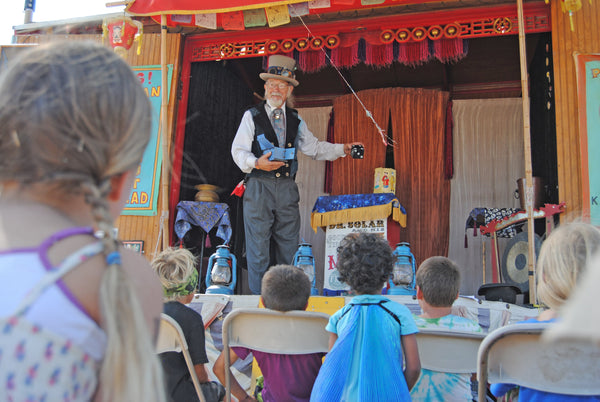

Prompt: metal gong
xmin=501 ymin=231 xmax=542 ymax=292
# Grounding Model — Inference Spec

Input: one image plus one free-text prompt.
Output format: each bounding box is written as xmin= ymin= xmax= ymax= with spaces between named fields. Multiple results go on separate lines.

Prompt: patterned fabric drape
xmin=331 ymin=87 xmax=450 ymax=266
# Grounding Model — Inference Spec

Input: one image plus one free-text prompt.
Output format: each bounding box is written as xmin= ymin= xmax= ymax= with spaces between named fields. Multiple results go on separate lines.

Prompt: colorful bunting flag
xmin=243 ymin=8 xmax=267 ymax=27
xmin=288 ymin=2 xmax=310 ymax=17
xmin=171 ymin=14 xmax=193 ymax=24
xmin=265 ymin=4 xmax=290 ymax=27
xmin=221 ymin=10 xmax=245 ymax=30
xmin=309 ymin=0 xmax=331 ymax=9
xmin=195 ymin=13 xmax=217 ymax=29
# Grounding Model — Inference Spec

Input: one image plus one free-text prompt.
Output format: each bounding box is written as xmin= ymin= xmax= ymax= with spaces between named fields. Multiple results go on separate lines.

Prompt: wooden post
xmin=516 ymin=0 xmax=537 ymax=304
xmin=160 ymin=15 xmax=170 ymax=251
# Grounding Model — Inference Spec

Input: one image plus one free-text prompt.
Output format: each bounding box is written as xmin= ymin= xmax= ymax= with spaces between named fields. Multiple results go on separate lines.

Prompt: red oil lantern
xmin=102 ymin=17 xmax=143 ymax=56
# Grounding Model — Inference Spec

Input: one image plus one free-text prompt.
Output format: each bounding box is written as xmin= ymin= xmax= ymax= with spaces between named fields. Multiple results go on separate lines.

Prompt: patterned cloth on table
xmin=464 ymin=207 xmax=520 ymax=247
xmin=310 ymin=193 xmax=407 ymax=232
xmin=174 ymin=201 xmax=232 ymax=243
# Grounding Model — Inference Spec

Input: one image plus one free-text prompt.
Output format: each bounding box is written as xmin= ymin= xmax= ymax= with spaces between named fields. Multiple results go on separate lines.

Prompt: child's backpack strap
xmin=341 ymin=299 xmax=402 ymax=326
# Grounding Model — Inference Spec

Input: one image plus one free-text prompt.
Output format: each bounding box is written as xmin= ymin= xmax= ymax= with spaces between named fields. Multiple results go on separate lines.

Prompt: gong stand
xmin=479 ymin=202 xmax=566 ymax=283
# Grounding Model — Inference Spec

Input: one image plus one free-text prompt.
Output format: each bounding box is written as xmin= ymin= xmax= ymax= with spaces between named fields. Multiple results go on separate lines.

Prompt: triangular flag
xmin=243 ymin=9 xmax=267 ymax=27
xmin=288 ymin=2 xmax=310 ymax=17
xmin=221 ymin=10 xmax=245 ymax=31
xmin=265 ymin=5 xmax=290 ymax=27
xmin=195 ymin=13 xmax=217 ymax=29
xmin=309 ymin=0 xmax=331 ymax=9
xmin=171 ymin=14 xmax=193 ymax=24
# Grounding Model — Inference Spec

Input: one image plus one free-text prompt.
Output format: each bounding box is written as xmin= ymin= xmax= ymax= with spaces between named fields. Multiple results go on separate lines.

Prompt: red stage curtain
xmin=391 ymin=88 xmax=450 ymax=265
xmin=331 ymin=87 xmax=450 ymax=265
xmin=331 ymin=88 xmax=391 ymax=196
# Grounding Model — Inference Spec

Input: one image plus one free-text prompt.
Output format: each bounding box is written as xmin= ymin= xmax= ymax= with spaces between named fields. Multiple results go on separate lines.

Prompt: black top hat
xmin=259 ymin=55 xmax=299 ymax=87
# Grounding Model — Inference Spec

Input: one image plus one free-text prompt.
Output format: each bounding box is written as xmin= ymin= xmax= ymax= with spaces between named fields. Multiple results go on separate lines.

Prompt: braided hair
xmin=0 ymin=41 xmax=166 ymax=402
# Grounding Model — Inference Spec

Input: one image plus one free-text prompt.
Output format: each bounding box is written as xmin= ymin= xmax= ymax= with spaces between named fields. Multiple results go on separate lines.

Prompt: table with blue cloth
xmin=174 ymin=201 xmax=232 ymax=244
xmin=310 ymin=193 xmax=407 ymax=232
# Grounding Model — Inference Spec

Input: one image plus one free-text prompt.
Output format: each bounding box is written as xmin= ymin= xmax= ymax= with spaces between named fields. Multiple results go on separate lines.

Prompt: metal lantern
xmin=205 ymin=244 xmax=237 ymax=295
xmin=388 ymin=242 xmax=416 ymax=296
xmin=102 ymin=17 xmax=143 ymax=56
xmin=292 ymin=242 xmax=318 ymax=295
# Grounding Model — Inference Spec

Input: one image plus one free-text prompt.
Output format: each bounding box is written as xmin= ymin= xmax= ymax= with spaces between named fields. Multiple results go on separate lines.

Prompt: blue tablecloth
xmin=311 ymin=193 xmax=406 ymax=232
xmin=174 ymin=201 xmax=232 ymax=243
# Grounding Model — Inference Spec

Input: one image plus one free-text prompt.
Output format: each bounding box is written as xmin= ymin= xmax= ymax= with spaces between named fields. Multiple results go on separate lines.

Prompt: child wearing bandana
xmin=152 ymin=248 xmax=226 ymax=402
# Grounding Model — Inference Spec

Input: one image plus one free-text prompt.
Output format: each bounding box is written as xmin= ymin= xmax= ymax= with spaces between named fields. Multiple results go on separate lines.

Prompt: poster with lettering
xmin=575 ymin=54 xmax=600 ymax=225
xmin=122 ymin=65 xmax=173 ymax=216
xmin=323 ymin=219 xmax=387 ymax=294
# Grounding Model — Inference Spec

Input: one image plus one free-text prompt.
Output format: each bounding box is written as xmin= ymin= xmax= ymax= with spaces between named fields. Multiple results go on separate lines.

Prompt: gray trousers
xmin=243 ymin=175 xmax=300 ymax=294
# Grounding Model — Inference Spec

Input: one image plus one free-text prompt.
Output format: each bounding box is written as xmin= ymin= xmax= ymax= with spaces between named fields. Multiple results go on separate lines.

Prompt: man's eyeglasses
xmin=266 ymin=82 xmax=290 ymax=90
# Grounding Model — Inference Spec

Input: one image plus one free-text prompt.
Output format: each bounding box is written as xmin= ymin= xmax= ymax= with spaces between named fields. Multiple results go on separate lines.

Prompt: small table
xmin=174 ymin=201 xmax=232 ymax=288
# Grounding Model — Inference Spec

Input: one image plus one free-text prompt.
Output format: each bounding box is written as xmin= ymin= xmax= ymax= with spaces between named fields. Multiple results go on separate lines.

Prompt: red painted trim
xmin=168 ymin=39 xmax=195 ymax=245
xmin=184 ymin=2 xmax=549 ymax=46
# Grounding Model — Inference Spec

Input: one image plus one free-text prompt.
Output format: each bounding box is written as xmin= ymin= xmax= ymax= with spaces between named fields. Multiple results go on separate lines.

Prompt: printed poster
xmin=323 ymin=219 xmax=387 ymax=293
xmin=122 ymin=64 xmax=173 ymax=216
xmin=575 ymin=54 xmax=600 ymax=225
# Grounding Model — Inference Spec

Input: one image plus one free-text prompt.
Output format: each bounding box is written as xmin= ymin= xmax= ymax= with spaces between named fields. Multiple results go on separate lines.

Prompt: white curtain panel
xmin=296 ymin=106 xmax=332 ymax=291
xmin=448 ymin=98 xmax=525 ymax=295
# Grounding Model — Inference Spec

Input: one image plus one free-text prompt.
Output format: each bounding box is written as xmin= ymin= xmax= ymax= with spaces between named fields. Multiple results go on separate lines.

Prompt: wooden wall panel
xmin=552 ymin=1 xmax=600 ymax=221
xmin=16 ymin=33 xmax=183 ymax=261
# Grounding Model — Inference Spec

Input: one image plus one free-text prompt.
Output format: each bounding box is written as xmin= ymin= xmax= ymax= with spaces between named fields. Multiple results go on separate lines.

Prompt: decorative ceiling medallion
xmin=411 ymin=27 xmax=427 ymax=41
xmin=281 ymin=38 xmax=295 ymax=52
xmin=493 ymin=17 xmax=513 ymax=34
xmin=310 ymin=36 xmax=325 ymax=50
xmin=325 ymin=34 xmax=340 ymax=49
xmin=444 ymin=23 xmax=460 ymax=38
xmin=396 ymin=28 xmax=411 ymax=42
xmin=380 ymin=29 xmax=395 ymax=44
xmin=427 ymin=25 xmax=443 ymax=40
xmin=266 ymin=39 xmax=280 ymax=53
xmin=219 ymin=43 xmax=234 ymax=58
xmin=295 ymin=37 xmax=309 ymax=51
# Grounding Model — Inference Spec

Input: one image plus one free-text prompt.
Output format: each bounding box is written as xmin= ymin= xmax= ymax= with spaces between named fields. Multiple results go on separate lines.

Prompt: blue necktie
xmin=271 ymin=108 xmax=285 ymax=147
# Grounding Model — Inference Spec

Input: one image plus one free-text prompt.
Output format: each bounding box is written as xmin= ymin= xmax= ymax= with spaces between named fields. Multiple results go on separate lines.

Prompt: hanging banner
xmin=575 ymin=53 xmax=600 ymax=225
xmin=122 ymin=64 xmax=173 ymax=216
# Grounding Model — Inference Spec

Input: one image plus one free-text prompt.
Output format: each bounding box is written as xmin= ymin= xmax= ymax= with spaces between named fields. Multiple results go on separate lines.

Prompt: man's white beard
xmin=267 ymin=98 xmax=285 ymax=109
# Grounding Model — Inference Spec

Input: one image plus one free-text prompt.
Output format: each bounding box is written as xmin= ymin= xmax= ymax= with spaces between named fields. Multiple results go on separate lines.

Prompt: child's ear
xmin=416 ymin=286 xmax=424 ymax=300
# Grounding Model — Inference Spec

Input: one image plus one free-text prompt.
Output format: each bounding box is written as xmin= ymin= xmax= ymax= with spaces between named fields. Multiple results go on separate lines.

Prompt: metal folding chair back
xmin=157 ymin=313 xmax=206 ymax=402
xmin=477 ymin=322 xmax=600 ymax=401
xmin=415 ymin=328 xmax=486 ymax=374
xmin=222 ymin=308 xmax=330 ymax=402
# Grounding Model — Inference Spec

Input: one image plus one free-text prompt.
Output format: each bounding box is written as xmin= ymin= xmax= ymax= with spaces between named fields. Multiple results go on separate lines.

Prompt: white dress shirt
xmin=231 ymin=102 xmax=346 ymax=173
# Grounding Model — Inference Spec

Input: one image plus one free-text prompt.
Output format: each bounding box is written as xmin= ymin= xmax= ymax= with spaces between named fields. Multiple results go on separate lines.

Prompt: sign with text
xmin=575 ymin=54 xmax=600 ymax=225
xmin=122 ymin=65 xmax=173 ymax=216
xmin=323 ymin=219 xmax=387 ymax=293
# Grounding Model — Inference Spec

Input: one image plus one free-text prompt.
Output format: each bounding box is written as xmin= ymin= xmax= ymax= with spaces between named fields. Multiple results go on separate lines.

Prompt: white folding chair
xmin=477 ymin=322 xmax=600 ymax=401
xmin=415 ymin=327 xmax=486 ymax=374
xmin=222 ymin=308 xmax=330 ymax=402
xmin=157 ymin=313 xmax=207 ymax=402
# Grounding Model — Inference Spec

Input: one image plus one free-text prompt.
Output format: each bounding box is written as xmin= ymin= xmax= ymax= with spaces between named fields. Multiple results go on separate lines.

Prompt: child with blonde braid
xmin=0 ymin=41 xmax=166 ymax=401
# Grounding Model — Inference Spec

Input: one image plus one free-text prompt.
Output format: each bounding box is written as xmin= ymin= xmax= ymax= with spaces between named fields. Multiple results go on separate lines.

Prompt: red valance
xmin=126 ymin=0 xmax=307 ymax=16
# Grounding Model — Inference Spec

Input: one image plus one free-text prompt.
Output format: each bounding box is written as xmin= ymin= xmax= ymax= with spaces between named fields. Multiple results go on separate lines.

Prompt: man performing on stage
xmin=231 ymin=55 xmax=362 ymax=294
